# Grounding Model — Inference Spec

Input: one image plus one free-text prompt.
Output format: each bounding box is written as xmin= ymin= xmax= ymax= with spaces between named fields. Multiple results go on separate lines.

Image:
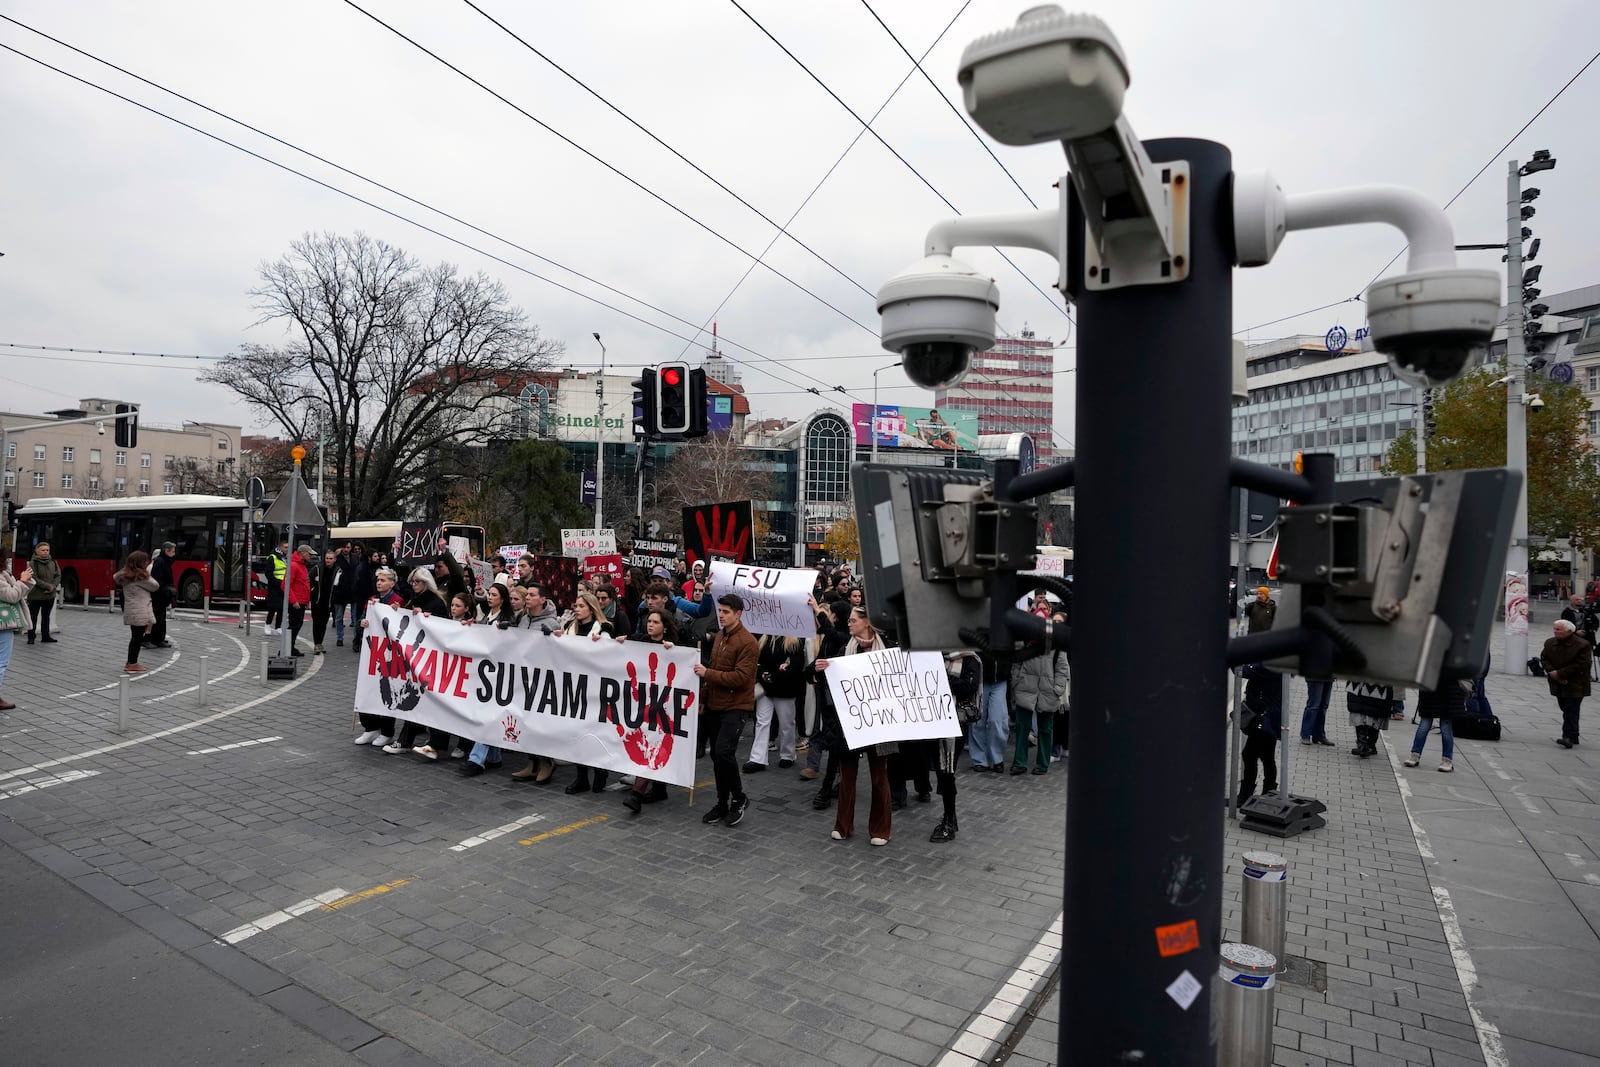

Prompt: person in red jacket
xmin=285 ymin=544 xmax=313 ymax=657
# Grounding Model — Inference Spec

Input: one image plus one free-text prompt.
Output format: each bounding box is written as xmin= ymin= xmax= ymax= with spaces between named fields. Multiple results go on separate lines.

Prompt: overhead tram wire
xmin=1360 ymin=45 xmax=1599 ymax=294
xmin=726 ymin=0 xmax=1071 ymax=329
xmin=337 ymin=0 xmax=882 ymax=345
xmin=457 ymin=0 xmax=871 ymax=303
xmin=660 ymin=0 xmax=975 ymax=361
xmin=0 ymin=40 xmax=861 ymax=407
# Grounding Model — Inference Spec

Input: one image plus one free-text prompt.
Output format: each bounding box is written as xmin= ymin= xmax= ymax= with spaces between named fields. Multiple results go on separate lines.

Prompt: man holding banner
xmin=692 ymin=595 xmax=759 ymax=828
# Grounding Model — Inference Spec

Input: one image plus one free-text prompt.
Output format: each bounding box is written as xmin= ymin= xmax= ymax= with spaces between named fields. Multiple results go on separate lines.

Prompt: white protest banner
xmin=706 ymin=561 xmax=816 ymax=639
xmin=354 ymin=602 xmax=700 ymax=785
xmin=561 ymin=528 xmax=616 ymax=558
xmin=824 ymin=646 xmax=960 ymax=750
xmin=447 ymin=535 xmax=471 ymax=561
xmin=496 ymin=544 xmax=528 ymax=565
xmin=1020 ymin=555 xmax=1065 ymax=578
xmin=467 ymin=559 xmax=494 ymax=597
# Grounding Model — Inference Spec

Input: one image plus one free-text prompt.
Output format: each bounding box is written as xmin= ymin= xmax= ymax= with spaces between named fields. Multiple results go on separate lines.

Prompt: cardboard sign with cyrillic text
xmin=822 ymin=646 xmax=960 ymax=750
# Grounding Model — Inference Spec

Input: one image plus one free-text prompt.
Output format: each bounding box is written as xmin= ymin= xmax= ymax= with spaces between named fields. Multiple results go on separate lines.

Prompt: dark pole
xmin=1061 ymin=138 xmax=1233 ymax=1062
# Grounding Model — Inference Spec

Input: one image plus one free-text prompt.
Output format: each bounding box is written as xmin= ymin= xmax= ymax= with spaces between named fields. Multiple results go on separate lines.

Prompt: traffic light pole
xmin=1503 ymin=160 xmax=1530 ymax=673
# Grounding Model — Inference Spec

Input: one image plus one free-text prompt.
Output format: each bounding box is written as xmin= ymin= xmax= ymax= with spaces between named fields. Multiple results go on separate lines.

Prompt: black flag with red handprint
xmin=682 ymin=500 xmax=754 ymax=569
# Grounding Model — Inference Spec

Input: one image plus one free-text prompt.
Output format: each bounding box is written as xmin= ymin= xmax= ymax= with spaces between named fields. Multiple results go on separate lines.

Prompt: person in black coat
xmin=1403 ymin=680 xmax=1467 ymax=772
xmin=146 ymin=541 xmax=178 ymax=648
xmin=745 ymin=633 xmax=808 ymax=772
xmin=1236 ymin=663 xmax=1282 ymax=805
xmin=348 ymin=550 xmax=378 ymax=652
xmin=310 ymin=550 xmax=336 ymax=653
xmin=802 ymin=597 xmax=852 ymax=809
xmin=328 ymin=547 xmax=356 ymax=647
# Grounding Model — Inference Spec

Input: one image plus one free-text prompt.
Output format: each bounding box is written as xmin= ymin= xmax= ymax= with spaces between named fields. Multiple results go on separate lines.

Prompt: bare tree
xmin=654 ymin=432 xmax=776 ymax=540
xmin=203 ymin=232 xmax=562 ymax=520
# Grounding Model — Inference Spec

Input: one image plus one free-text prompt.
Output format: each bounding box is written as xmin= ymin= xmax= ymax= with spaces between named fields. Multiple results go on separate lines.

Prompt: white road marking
xmin=1384 ymin=736 xmax=1510 ymax=1067
xmin=0 ymin=634 xmax=320 ymax=785
xmin=0 ymin=768 xmax=101 ymax=801
xmin=936 ymin=912 xmax=1062 ymax=1066
xmin=1564 ymin=853 xmax=1600 ymax=887
xmin=186 ymin=736 xmax=283 ymax=756
xmin=216 ymin=888 xmax=349 ymax=944
xmin=448 ymin=812 xmax=548 ymax=852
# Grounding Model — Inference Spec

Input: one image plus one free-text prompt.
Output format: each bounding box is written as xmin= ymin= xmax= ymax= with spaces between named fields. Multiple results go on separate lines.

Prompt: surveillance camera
xmin=1365 ymin=267 xmax=1501 ymax=388
xmin=96 ymin=421 xmax=106 ymax=435
xmin=876 ymin=254 xmax=999 ymax=390
xmin=958 ymin=7 xmax=1127 ymax=145
xmin=1527 ymin=393 xmax=1545 ymax=411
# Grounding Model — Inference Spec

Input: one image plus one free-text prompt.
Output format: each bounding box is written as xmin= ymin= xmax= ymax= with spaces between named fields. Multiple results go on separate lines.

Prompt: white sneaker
xmin=381 ymin=741 xmax=405 ymax=754
xmin=372 ymin=735 xmax=393 ymax=748
xmin=354 ymin=730 xmax=381 ymax=745
xmin=449 ymin=747 xmax=465 ymax=759
xmin=413 ymin=745 xmax=438 ymax=760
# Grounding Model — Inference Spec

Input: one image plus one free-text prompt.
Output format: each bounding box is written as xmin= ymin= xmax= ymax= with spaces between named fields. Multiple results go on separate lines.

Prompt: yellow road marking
xmin=320 ymin=878 xmax=413 ymax=911
xmin=519 ymin=813 xmax=608 ymax=845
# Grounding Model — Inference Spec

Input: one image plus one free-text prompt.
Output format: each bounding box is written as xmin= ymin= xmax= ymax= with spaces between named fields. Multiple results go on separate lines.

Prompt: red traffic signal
xmin=662 ymin=367 xmax=682 ymax=387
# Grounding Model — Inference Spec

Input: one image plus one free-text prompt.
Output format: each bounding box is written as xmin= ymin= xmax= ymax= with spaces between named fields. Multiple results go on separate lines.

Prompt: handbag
xmin=0 ymin=599 xmax=27 ymax=632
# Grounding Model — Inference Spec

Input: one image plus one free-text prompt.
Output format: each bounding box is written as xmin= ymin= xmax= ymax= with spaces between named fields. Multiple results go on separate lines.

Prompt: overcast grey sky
xmin=3 ymin=0 xmax=1597 ymax=453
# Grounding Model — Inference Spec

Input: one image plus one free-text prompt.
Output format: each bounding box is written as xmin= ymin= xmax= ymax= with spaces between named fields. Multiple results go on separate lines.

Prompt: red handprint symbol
xmin=502 ymin=714 xmax=521 ymax=744
xmin=621 ymin=652 xmax=690 ymax=769
xmin=691 ymin=504 xmax=750 ymax=567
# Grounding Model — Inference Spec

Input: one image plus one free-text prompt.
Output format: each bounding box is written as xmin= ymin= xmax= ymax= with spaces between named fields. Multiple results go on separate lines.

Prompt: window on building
xmin=216 ymin=460 xmax=228 ymax=474
xmin=60 ymin=474 xmax=73 ymax=489
xmin=114 ymin=450 xmax=126 ymax=466
xmin=140 ymin=453 xmax=151 ymax=468
xmin=217 ymin=439 xmax=229 ymax=451
xmin=114 ymin=477 xmax=126 ymax=494
xmin=89 ymin=448 xmax=102 ymax=464
xmin=1590 ymin=410 xmax=1600 ymax=438
xmin=62 ymin=446 xmax=74 ymax=462
xmin=162 ymin=481 xmax=173 ymax=495
xmin=2 ymin=471 xmax=13 ymax=487
xmin=1588 ymin=366 xmax=1600 ymax=393
xmin=32 ymin=472 xmax=45 ymax=488
xmin=87 ymin=475 xmax=100 ymax=490
xmin=138 ymin=479 xmax=150 ymax=495
xmin=5 ymin=441 xmax=13 ymax=459
xmin=163 ymin=455 xmax=174 ymax=471
xmin=33 ymin=444 xmax=46 ymax=461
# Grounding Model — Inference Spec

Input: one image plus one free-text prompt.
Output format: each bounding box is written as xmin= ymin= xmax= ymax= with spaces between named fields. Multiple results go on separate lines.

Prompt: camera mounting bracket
xmin=1070 ymin=123 xmax=1188 ymax=290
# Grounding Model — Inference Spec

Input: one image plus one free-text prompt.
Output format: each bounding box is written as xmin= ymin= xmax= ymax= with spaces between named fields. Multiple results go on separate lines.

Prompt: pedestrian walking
xmin=113 ymin=551 xmax=159 ymax=673
xmin=693 ymin=594 xmax=759 ymax=829
xmin=1540 ymin=618 xmax=1589 ymax=749
xmin=0 ymin=552 xmax=36 ymax=709
xmin=146 ymin=541 xmax=176 ymax=648
xmin=1298 ymin=675 xmax=1334 ymax=746
xmin=1236 ymin=663 xmax=1281 ymax=804
xmin=1403 ymin=680 xmax=1467 ymax=772
xmin=24 ymin=541 xmax=59 ymax=645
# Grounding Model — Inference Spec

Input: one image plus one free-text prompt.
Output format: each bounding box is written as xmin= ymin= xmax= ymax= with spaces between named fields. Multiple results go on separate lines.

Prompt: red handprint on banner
xmin=502 ymin=714 xmax=521 ymax=744
xmin=690 ymin=503 xmax=751 ymax=567
xmin=621 ymin=652 xmax=688 ymax=769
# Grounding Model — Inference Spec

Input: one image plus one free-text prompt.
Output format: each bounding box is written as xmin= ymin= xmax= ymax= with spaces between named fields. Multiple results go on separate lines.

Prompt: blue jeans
xmin=332 ymin=604 xmax=352 ymax=641
xmin=969 ymin=682 xmax=1010 ymax=767
xmin=467 ymin=742 xmax=502 ymax=767
xmin=0 ymin=629 xmax=12 ymax=696
xmin=1410 ymin=718 xmax=1453 ymax=760
xmin=1300 ymin=680 xmax=1331 ymax=740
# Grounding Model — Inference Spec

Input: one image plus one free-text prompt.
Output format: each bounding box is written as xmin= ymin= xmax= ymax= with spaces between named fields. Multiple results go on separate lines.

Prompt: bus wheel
xmin=179 ymin=573 xmax=204 ymax=608
xmin=62 ymin=570 xmax=80 ymax=602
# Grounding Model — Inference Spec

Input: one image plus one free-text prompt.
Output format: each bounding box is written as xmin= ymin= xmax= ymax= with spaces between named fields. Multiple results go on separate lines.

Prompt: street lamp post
xmin=870 ymin=360 xmax=902 ymax=463
xmin=1504 ymin=151 xmax=1556 ymax=672
xmin=593 ymin=333 xmax=606 ymax=530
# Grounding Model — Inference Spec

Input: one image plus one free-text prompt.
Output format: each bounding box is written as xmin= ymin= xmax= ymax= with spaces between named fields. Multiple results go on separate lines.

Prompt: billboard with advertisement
xmin=851 ymin=404 xmax=977 ymax=451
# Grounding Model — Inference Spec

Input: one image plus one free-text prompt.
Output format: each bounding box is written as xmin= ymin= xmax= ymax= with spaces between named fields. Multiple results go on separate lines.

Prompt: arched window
xmin=805 ymin=414 xmax=850 ymax=503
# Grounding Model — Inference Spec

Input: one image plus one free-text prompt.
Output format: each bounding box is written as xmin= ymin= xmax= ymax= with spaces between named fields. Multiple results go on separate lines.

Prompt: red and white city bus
xmin=7 ymin=495 xmax=260 ymax=606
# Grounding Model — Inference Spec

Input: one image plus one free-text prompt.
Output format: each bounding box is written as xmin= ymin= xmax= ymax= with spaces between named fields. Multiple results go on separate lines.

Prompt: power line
xmin=726 ymin=0 xmax=1072 ymax=329
xmin=0 ymin=37 xmax=864 ymax=408
xmin=338 ymin=0 xmax=881 ymax=342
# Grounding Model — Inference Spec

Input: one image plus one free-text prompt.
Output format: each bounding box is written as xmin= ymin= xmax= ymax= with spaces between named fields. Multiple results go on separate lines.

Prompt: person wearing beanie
xmin=1244 ymin=586 xmax=1276 ymax=634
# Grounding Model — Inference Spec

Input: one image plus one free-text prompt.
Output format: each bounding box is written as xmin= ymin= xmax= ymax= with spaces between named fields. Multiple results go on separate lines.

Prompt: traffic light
xmin=631 ymin=368 xmax=657 ymax=439
xmin=114 ymin=403 xmax=139 ymax=448
xmin=686 ymin=368 xmax=709 ymax=439
xmin=656 ymin=361 xmax=690 ymax=437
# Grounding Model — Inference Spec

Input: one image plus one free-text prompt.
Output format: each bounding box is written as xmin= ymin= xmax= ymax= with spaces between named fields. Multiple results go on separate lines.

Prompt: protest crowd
xmin=328 ymin=539 xmax=1073 ymax=848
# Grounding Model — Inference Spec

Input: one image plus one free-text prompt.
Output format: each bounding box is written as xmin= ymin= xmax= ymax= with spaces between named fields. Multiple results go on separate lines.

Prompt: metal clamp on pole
xmin=1216 ymin=942 xmax=1277 ymax=1067
xmin=1241 ymin=851 xmax=1288 ymax=974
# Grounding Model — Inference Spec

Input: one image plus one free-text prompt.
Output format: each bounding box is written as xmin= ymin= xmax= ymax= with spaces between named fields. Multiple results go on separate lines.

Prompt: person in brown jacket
xmin=693 ymin=594 xmax=759 ymax=827
xmin=1540 ymin=618 xmax=1590 ymax=748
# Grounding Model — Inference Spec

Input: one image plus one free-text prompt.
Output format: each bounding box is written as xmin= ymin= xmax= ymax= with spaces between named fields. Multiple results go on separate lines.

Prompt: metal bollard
xmin=203 ymin=594 xmax=211 ymax=623
xmin=198 ymin=654 xmax=209 ymax=708
xmin=1241 ymin=851 xmax=1288 ymax=973
xmin=117 ymin=675 xmax=130 ymax=733
xmin=1216 ymin=942 xmax=1277 ymax=1067
xmin=261 ymin=643 xmax=270 ymax=687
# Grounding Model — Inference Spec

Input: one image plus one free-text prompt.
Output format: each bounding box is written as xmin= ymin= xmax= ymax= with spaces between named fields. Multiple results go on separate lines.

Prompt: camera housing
xmin=958 ymin=7 xmax=1127 ymax=146
xmin=876 ymin=254 xmax=999 ymax=389
xmin=1366 ymin=267 xmax=1501 ymax=388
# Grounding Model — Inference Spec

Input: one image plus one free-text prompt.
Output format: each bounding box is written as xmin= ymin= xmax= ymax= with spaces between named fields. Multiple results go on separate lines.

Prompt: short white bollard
xmin=261 ymin=643 xmax=270 ymax=687
xmin=117 ymin=675 xmax=130 ymax=733
xmin=197 ymin=654 xmax=209 ymax=708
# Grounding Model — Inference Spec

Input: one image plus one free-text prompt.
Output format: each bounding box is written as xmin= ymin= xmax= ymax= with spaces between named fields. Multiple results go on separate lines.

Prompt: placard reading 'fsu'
xmin=823 ymin=647 xmax=961 ymax=750
xmin=354 ymin=603 xmax=701 ymax=786
xmin=705 ymin=561 xmax=816 ymax=639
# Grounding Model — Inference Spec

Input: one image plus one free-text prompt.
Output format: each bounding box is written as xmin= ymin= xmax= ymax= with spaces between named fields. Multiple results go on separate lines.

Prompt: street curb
xmin=933 ymin=913 xmax=1063 ymax=1066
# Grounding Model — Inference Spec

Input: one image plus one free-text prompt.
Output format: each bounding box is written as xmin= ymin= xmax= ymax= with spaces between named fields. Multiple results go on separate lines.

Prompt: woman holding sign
xmin=814 ymin=607 xmax=895 ymax=846
xmin=558 ymin=592 xmax=616 ymax=794
xmin=618 ymin=608 xmax=678 ymax=813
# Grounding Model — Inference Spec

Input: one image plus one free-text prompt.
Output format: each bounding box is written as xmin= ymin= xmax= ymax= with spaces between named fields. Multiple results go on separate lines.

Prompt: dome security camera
xmin=1365 ymin=267 xmax=1502 ymax=388
xmin=876 ymin=254 xmax=999 ymax=390
xmin=1527 ymin=392 xmax=1545 ymax=411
